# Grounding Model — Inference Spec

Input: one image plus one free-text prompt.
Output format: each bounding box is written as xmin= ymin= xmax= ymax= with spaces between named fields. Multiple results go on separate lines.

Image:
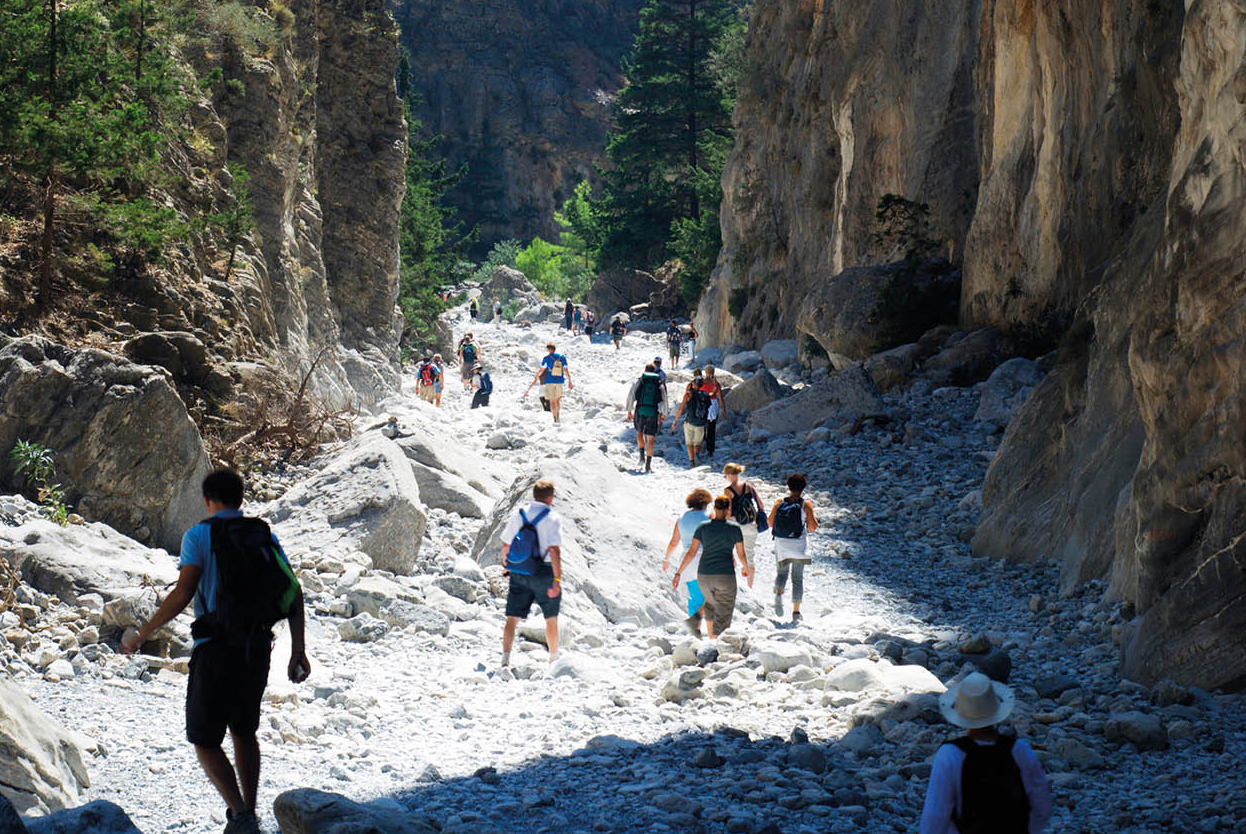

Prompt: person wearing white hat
xmin=919 ymin=672 xmax=1053 ymax=834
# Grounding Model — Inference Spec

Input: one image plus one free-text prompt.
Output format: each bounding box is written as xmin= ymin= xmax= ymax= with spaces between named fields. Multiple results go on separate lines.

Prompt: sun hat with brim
xmin=938 ymin=672 xmax=1016 ymax=729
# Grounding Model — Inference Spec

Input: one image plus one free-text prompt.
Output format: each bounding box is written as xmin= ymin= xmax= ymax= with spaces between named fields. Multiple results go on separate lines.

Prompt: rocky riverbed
xmin=4 ymin=307 xmax=1245 ymax=834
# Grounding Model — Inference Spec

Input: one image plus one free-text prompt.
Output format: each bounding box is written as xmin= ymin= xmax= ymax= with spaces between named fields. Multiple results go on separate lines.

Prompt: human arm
xmin=662 ymin=521 xmax=682 ymax=570
xmin=768 ymin=499 xmax=781 ymax=529
xmin=564 ymin=364 xmax=573 ymax=390
xmin=918 ymin=746 xmax=959 ymax=834
xmin=672 ymin=540 xmax=701 ymax=589
xmin=547 ymin=545 xmax=562 ymax=598
xmin=804 ymin=500 xmax=819 ymax=532
xmin=735 ymin=541 xmax=752 ymax=587
xmin=625 ymin=380 xmax=639 ymax=420
xmin=286 ymin=591 xmax=310 ymax=682
xmin=121 ymin=565 xmax=201 ymax=653
xmin=525 ymin=366 xmax=544 ymax=394
xmin=1014 ymin=741 xmax=1053 ymax=833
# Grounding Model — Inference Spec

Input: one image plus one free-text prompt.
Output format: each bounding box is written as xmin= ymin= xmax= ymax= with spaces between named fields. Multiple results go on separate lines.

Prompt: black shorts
xmin=634 ymin=412 xmax=659 ymax=436
xmin=186 ymin=636 xmax=272 ymax=747
xmin=505 ymin=570 xmax=561 ymax=619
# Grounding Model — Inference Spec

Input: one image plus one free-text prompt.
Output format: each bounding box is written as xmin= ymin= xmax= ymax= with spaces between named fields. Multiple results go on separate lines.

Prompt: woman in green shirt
xmin=672 ymin=495 xmax=752 ymax=637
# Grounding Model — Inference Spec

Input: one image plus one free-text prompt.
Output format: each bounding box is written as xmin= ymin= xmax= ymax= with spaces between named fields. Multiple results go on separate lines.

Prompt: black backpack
xmin=687 ymin=388 xmax=711 ymax=426
xmin=951 ymin=737 xmax=1030 ymax=834
xmin=773 ymin=498 xmax=805 ymax=539
xmin=191 ymin=517 xmax=301 ymax=646
xmin=731 ymin=485 xmax=758 ymax=526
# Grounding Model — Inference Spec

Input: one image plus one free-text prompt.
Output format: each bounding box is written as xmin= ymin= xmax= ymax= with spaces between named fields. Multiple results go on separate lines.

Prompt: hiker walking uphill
xmin=699 ymin=366 xmax=727 ymax=458
xmin=524 ymin=342 xmax=573 ymax=424
xmin=572 ymin=306 xmax=583 ymax=335
xmin=122 ymin=470 xmax=309 ymax=834
xmin=584 ymin=309 xmax=596 ymax=336
xmin=610 ymin=316 xmax=626 ymax=350
xmin=458 ymin=333 xmax=482 ymax=391
xmin=671 ymin=367 xmax=713 ymax=467
xmin=626 ymin=363 xmax=667 ymax=473
xmin=672 ymin=494 xmax=752 ymax=639
xmin=470 ymin=363 xmax=493 ymax=409
xmin=769 ymin=473 xmax=818 ymax=623
xmin=493 ymin=297 xmax=503 ymax=324
xmin=665 ymin=320 xmax=683 ymax=368
xmin=724 ymin=462 xmax=768 ymax=567
xmin=417 ymin=352 xmax=442 ymax=405
xmin=662 ymin=489 xmax=713 ymax=636
xmin=564 ymin=299 xmax=575 ymax=331
xmin=919 ymin=673 xmax=1053 ymax=834
xmin=469 ymin=297 xmax=478 ymax=322
xmin=499 ymin=479 xmax=564 ymax=666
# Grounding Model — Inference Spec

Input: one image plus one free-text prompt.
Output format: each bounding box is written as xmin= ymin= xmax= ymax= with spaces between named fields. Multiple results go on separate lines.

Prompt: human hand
xmin=662 ymin=559 xmax=670 ymax=572
xmin=547 ymin=583 xmax=561 ymax=599
xmin=288 ymin=650 xmax=311 ymax=683
xmin=671 ymin=573 xmax=680 ymax=590
xmin=120 ymin=627 xmax=143 ymax=655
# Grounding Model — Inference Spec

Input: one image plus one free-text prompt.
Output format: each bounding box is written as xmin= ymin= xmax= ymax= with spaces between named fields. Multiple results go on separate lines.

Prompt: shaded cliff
xmin=391 ymin=0 xmax=645 ymax=255
xmin=706 ymin=0 xmax=1246 ymax=689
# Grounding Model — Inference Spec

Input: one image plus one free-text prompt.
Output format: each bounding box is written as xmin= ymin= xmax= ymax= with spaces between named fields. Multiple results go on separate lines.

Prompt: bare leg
xmin=194 ymin=745 xmax=246 ymax=816
xmin=705 ymin=618 xmax=717 ymax=640
xmin=645 ymin=434 xmax=657 ymax=456
xmin=502 ymin=616 xmax=519 ymax=653
xmin=545 ymin=617 xmax=559 ymax=657
xmin=230 ymin=731 xmax=261 ymax=812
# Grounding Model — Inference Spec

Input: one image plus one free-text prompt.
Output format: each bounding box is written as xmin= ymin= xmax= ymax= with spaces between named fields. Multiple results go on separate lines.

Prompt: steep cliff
xmin=391 ymin=0 xmax=645 ymax=255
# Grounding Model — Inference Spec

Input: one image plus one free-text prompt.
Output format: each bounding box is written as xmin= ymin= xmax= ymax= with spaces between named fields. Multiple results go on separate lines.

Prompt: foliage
xmin=706 ymin=1 xmax=753 ymax=103
xmin=873 ymin=194 xmax=939 ymax=261
xmin=802 ymin=333 xmax=828 ymax=360
xmin=555 ymin=181 xmax=603 ymax=272
xmin=868 ymin=262 xmax=961 ymax=350
xmin=514 ymin=237 xmax=594 ymax=301
xmin=197 ymin=162 xmax=256 ymax=280
xmin=470 ymin=239 xmax=523 ymax=284
xmin=8 ymin=440 xmax=70 ymax=525
xmin=595 ymin=0 xmax=744 ymax=277
xmin=670 ymin=146 xmax=728 ymax=305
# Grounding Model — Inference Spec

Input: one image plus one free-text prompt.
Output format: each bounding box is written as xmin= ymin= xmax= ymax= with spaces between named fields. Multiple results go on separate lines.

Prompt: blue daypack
xmin=479 ymin=372 xmax=493 ymax=394
xmin=505 ymin=506 xmax=551 ymax=575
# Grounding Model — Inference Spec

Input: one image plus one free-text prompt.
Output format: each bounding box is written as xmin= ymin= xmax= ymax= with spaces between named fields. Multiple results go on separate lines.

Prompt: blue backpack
xmin=479 ymin=372 xmax=493 ymax=394
xmin=505 ymin=506 xmax=550 ymax=575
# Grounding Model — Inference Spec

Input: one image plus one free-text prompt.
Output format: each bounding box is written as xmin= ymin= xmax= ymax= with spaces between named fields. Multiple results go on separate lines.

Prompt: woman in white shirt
xmin=662 ymin=488 xmax=713 ymax=636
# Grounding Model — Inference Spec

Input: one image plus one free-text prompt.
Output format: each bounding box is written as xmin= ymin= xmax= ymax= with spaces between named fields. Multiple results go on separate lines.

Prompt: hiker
xmin=919 ymin=672 xmax=1053 ymax=834
xmin=500 ymin=479 xmax=564 ymax=666
xmin=671 ymin=494 xmax=751 ymax=639
xmin=662 ymin=488 xmax=713 ymax=636
xmin=564 ymin=299 xmax=575 ymax=331
xmin=572 ymin=306 xmax=583 ymax=335
xmin=584 ymin=309 xmax=596 ymax=336
xmin=469 ymin=297 xmax=479 ymax=322
xmin=687 ymin=322 xmax=699 ymax=363
xmin=699 ymin=365 xmax=728 ymax=458
xmin=652 ymin=355 xmax=668 ymax=386
xmin=432 ymin=353 xmax=445 ymax=407
xmin=769 ymin=473 xmax=818 ymax=623
xmin=724 ymin=462 xmax=768 ymax=566
xmin=121 ymin=470 xmax=308 ymax=834
xmin=417 ymin=352 xmax=440 ymax=404
xmin=524 ymin=342 xmax=572 ymax=424
xmin=470 ymin=362 xmax=493 ymax=409
xmin=666 ymin=320 xmax=683 ymax=368
xmin=610 ymin=316 xmax=626 ymax=350
xmin=625 ymin=363 xmax=667 ymax=473
xmin=493 ymin=297 xmax=503 ymax=324
xmin=458 ymin=333 xmax=481 ymax=391
xmin=670 ymin=367 xmax=712 ymax=466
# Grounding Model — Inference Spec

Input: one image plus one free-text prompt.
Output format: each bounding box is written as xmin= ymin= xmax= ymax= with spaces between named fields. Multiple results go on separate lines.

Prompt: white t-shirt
xmin=499 ymin=501 xmax=563 ymax=562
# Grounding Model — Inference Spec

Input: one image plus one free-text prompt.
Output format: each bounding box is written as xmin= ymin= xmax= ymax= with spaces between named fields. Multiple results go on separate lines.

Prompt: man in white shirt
xmin=498 ymin=479 xmax=564 ymax=666
xmin=920 ymin=672 xmax=1054 ymax=834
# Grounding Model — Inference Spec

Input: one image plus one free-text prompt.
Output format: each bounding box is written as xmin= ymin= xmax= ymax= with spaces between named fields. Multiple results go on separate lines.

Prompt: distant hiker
xmin=524 ymin=342 xmax=572 ymax=424
xmin=493 ymin=297 xmax=503 ymax=324
xmin=572 ymin=306 xmax=583 ymax=335
xmin=670 ymin=367 xmax=712 ymax=466
xmin=500 ymin=479 xmax=564 ymax=666
xmin=564 ymin=299 xmax=575 ymax=330
xmin=471 ymin=363 xmax=493 ymax=409
xmin=584 ymin=309 xmax=596 ymax=336
xmin=122 ymin=470 xmax=308 ymax=834
xmin=724 ymin=462 xmax=768 ymax=566
xmin=382 ymin=416 xmax=402 ymax=439
xmin=699 ymin=365 xmax=727 ymax=458
xmin=687 ymin=322 xmax=699 ymax=363
xmin=610 ymin=316 xmax=626 ymax=350
xmin=458 ymin=333 xmax=481 ymax=391
xmin=666 ymin=320 xmax=683 ymax=367
xmin=417 ymin=352 xmax=440 ymax=404
xmin=626 ymin=363 xmax=667 ymax=473
xmin=469 ymin=298 xmax=479 ymax=322
xmin=919 ymin=673 xmax=1053 ymax=834
xmin=652 ymin=355 xmax=668 ymax=386
xmin=432 ymin=353 xmax=445 ymax=407
xmin=672 ymin=494 xmax=752 ymax=638
xmin=662 ymin=488 xmax=713 ymax=636
xmin=769 ymin=473 xmax=818 ymax=623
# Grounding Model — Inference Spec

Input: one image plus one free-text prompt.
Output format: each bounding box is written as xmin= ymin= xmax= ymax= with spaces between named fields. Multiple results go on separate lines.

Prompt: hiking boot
xmin=224 ymin=810 xmax=260 ymax=834
xmin=645 ymin=457 xmax=652 ymax=473
xmin=774 ymin=593 xmax=784 ymax=617
xmin=791 ymin=611 xmax=803 ymax=624
xmin=683 ymin=616 xmax=702 ymax=638
xmin=638 ymin=447 xmax=646 ymax=463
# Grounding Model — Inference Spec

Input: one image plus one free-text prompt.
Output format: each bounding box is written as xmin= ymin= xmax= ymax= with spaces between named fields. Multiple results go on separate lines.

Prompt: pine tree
xmin=597 ymin=0 xmax=740 ymax=273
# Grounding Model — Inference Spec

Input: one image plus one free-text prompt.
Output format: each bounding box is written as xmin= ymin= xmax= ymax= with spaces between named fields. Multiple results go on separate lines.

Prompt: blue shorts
xmin=686 ymin=579 xmax=705 ymax=617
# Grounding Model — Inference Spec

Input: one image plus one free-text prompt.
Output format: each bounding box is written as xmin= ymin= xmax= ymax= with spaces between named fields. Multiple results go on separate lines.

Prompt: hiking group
xmin=414 ymin=333 xmax=493 ymax=409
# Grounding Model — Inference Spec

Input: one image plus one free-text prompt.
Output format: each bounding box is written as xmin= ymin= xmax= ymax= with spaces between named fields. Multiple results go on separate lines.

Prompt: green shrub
xmin=9 ymin=440 xmax=71 ymax=525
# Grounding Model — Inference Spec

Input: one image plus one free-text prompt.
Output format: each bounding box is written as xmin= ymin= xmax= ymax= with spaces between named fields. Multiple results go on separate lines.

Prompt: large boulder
xmin=0 ymin=336 xmax=210 ymax=551
xmin=796 ymin=266 xmax=895 ymax=367
xmin=865 ymin=343 xmax=922 ymax=392
xmin=760 ymin=339 xmax=800 ymax=369
xmin=266 ymin=435 xmax=427 ymax=574
xmin=973 ymin=357 xmax=1045 ymax=427
xmin=0 ymin=679 xmax=91 ymax=815
xmin=0 ymin=516 xmax=176 ymax=604
xmin=24 ymin=801 xmax=142 ymax=834
xmin=274 ymin=788 xmax=433 ymax=834
xmin=391 ymin=423 xmax=507 ymax=518
xmin=477 ymin=267 xmax=541 ymax=321
xmin=749 ymin=365 xmax=883 ymax=435
xmin=722 ymin=350 xmax=762 ymax=374
xmin=723 ymin=369 xmax=787 ymax=413
xmin=647 ymin=260 xmax=688 ymax=320
xmin=121 ymin=331 xmax=231 ymax=399
xmin=471 ymin=448 xmax=681 ymax=628
xmin=920 ymin=328 xmax=1018 ymax=387
xmin=586 ymin=268 xmax=664 ymax=319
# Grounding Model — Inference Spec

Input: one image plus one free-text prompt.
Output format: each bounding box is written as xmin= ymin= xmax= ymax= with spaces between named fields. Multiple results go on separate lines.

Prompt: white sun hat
xmin=938 ymin=672 xmax=1016 ymax=729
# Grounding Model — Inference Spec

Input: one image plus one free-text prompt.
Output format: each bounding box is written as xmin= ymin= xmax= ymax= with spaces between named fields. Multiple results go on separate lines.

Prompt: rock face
xmin=586 ymin=268 xmax=666 ymax=321
xmin=393 ymin=1 xmax=645 ymax=255
xmin=478 ymin=267 xmax=542 ymax=321
xmin=749 ymin=366 xmax=882 ymax=436
xmin=0 ymin=336 xmax=210 ymax=551
xmin=723 ymin=369 xmax=786 ymax=414
xmin=0 ymin=678 xmax=91 ymax=815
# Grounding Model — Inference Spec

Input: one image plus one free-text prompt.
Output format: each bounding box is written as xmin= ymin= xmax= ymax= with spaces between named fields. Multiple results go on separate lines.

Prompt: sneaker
xmin=224 ymin=810 xmax=260 ymax=834
xmin=645 ymin=458 xmax=652 ymax=473
xmin=791 ymin=611 xmax=803 ymax=624
xmin=774 ymin=593 xmax=784 ymax=617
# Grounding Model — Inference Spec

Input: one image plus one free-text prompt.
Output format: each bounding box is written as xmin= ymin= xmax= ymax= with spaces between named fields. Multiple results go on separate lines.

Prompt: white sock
xmin=500 ymin=651 xmax=511 ymax=667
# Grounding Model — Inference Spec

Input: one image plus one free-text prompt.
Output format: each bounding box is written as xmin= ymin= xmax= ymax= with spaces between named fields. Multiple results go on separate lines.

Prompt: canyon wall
xmin=391 ymin=0 xmax=645 ymax=255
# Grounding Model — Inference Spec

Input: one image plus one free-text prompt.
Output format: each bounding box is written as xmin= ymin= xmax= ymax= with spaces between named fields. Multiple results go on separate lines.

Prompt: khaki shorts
xmin=684 ymin=423 xmax=706 ymax=447
xmin=697 ymin=573 xmax=738 ymax=631
xmin=418 ymin=385 xmax=436 ymax=402
xmin=544 ymin=383 xmax=564 ymax=402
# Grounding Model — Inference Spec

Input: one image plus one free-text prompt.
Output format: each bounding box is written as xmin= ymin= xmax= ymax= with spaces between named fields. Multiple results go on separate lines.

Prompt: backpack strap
xmin=528 ymin=506 xmax=551 ymax=525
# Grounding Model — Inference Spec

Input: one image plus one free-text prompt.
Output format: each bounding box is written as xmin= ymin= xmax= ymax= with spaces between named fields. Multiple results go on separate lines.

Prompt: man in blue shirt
xmin=123 ymin=470 xmax=309 ymax=834
xmin=524 ymin=342 xmax=573 ymax=424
